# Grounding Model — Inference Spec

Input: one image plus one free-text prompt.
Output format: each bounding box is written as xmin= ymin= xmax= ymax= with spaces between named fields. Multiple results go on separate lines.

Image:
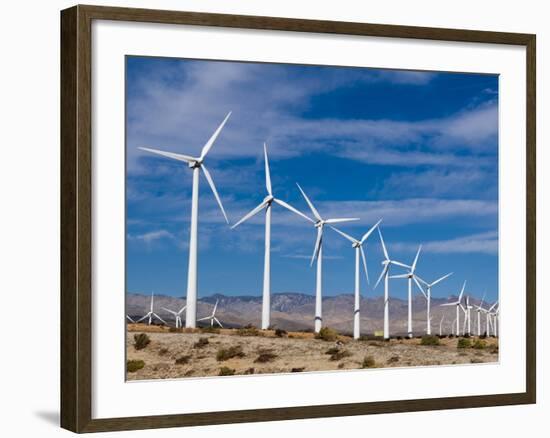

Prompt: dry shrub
xmin=193 ymin=337 xmax=209 ymax=349
xmin=133 ymin=333 xmax=150 ymax=350
xmin=275 ymin=328 xmax=288 ymax=337
xmin=457 ymin=338 xmax=472 ymax=349
xmin=254 ymin=351 xmax=278 ymax=363
xmin=216 ymin=345 xmax=245 ymax=361
xmin=127 ymin=359 xmax=145 ymax=373
xmin=473 ymin=339 xmax=487 ymax=349
xmin=315 ymin=327 xmax=339 ymax=342
xmin=361 ymin=355 xmax=376 ymax=368
xmin=175 ymin=355 xmax=191 ymax=365
xmin=237 ymin=324 xmax=260 ymax=337
xmin=420 ymin=335 xmax=440 ymax=346
xmin=219 ymin=367 xmax=235 ymax=376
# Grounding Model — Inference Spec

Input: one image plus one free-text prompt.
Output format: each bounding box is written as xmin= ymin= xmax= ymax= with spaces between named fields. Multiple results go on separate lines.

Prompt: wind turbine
xmin=330 ymin=219 xmax=382 ymax=339
xmin=439 ymin=315 xmax=445 ymax=336
xmin=488 ymin=301 xmax=499 ymax=337
xmin=162 ymin=304 xmax=187 ymax=329
xmin=417 ymin=272 xmax=453 ymax=336
xmin=451 ymin=317 xmax=457 ymax=336
xmin=440 ymin=281 xmax=466 ymax=336
xmin=135 ymin=292 xmax=167 ymax=325
xmin=374 ymin=227 xmax=410 ymax=340
xmin=296 ymin=184 xmax=359 ymax=333
xmin=139 ymin=112 xmax=231 ymax=328
xmin=231 ymin=144 xmax=311 ymax=330
xmin=463 ymin=296 xmax=473 ymax=336
xmin=197 ymin=300 xmax=223 ymax=328
xmin=474 ymin=292 xmax=486 ymax=336
xmin=389 ymin=245 xmax=425 ymax=338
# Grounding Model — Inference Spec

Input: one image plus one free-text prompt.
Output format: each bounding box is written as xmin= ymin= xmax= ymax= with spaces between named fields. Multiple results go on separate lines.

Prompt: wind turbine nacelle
xmin=188 ymin=160 xmax=200 ymax=169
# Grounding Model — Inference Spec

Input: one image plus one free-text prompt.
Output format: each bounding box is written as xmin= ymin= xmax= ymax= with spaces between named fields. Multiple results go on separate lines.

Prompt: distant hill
xmin=126 ymin=292 xmax=484 ymax=335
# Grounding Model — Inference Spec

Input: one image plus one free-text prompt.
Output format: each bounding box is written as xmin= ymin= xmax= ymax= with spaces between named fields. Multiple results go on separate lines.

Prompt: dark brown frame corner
xmin=61 ymin=4 xmax=536 ymax=433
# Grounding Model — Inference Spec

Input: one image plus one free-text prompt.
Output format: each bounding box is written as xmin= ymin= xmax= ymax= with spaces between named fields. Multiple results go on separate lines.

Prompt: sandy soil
xmin=126 ymin=325 xmax=499 ymax=380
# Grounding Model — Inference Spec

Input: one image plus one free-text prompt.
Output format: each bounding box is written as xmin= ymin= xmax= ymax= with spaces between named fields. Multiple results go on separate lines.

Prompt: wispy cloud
xmin=392 ymin=231 xmax=498 ymax=255
xmin=127 ymin=59 xmax=495 ymax=174
xmin=127 ymin=229 xmax=175 ymax=245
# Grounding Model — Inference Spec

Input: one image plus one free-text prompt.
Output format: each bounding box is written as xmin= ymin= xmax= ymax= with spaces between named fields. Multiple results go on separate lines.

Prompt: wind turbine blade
xmin=378 ymin=228 xmax=389 ymax=260
xmin=329 ymin=226 xmax=356 ymax=244
xmin=162 ymin=307 xmax=177 ymax=316
xmin=214 ymin=317 xmax=223 ymax=328
xmin=136 ymin=313 xmax=149 ymax=323
xmin=480 ymin=291 xmax=486 ymax=308
xmin=201 ymin=164 xmax=229 ymax=224
xmin=126 ymin=315 xmax=135 ymax=323
xmin=459 ymin=304 xmax=467 ymax=314
xmin=389 ymin=274 xmax=409 ymax=279
xmin=311 ymin=227 xmax=323 ymax=267
xmin=413 ymin=276 xmax=427 ymax=298
xmin=360 ymin=219 xmax=382 ymax=244
xmin=411 ymin=245 xmax=422 ymax=272
xmin=488 ymin=301 xmax=498 ymax=312
xmin=439 ymin=303 xmax=455 ymax=307
xmin=458 ymin=281 xmax=467 ymax=301
xmin=263 ymin=143 xmax=272 ymax=196
xmin=374 ymin=265 xmax=389 ymax=289
xmin=178 ymin=305 xmax=187 ymax=314
xmin=213 ymin=299 xmax=219 ymax=315
xmin=390 ymin=260 xmax=410 ymax=269
xmin=360 ymin=246 xmax=369 ymax=284
xmin=273 ymin=198 xmax=314 ymax=223
xmin=431 ymin=272 xmax=453 ymax=287
xmin=139 ymin=147 xmax=195 ymax=163
xmin=231 ymin=201 xmax=267 ymax=229
xmin=199 ymin=112 xmax=231 ymax=161
xmin=324 ymin=218 xmax=360 ymax=224
xmin=197 ymin=316 xmax=209 ymax=322
xmin=153 ymin=313 xmax=167 ymax=325
xmin=296 ymin=183 xmax=322 ymax=221
xmin=416 ymin=276 xmax=429 ymax=286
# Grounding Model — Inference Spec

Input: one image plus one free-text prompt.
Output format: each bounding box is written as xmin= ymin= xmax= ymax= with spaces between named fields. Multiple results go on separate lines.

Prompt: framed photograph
xmin=60 ymin=4 xmax=536 ymax=433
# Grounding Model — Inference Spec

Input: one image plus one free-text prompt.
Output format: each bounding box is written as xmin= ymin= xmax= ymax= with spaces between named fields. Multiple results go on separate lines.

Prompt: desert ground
xmin=126 ymin=324 xmax=499 ymax=380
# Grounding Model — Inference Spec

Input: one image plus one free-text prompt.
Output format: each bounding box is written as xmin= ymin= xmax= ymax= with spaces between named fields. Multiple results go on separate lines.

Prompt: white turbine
xmin=126 ymin=315 xmax=135 ymax=323
xmin=231 ymin=144 xmax=311 ymax=330
xmin=330 ymin=219 xmax=382 ymax=339
xmin=374 ymin=227 xmax=410 ymax=340
xmin=417 ymin=272 xmax=453 ymax=336
xmin=296 ymin=183 xmax=360 ymax=333
xmin=462 ymin=295 xmax=473 ymax=336
xmin=162 ymin=304 xmax=187 ymax=329
xmin=440 ymin=281 xmax=466 ymax=336
xmin=197 ymin=299 xmax=223 ymax=328
xmin=135 ymin=292 xmax=167 ymax=325
xmin=139 ymin=112 xmax=231 ymax=328
xmin=487 ymin=301 xmax=499 ymax=337
xmin=439 ymin=315 xmax=445 ymax=336
xmin=389 ymin=245 xmax=425 ymax=338
xmin=474 ymin=292 xmax=486 ymax=336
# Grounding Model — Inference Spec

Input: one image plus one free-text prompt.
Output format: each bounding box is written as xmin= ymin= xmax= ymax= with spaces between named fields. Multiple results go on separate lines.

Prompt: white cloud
xmin=128 ymin=229 xmax=175 ymax=244
xmin=392 ymin=231 xmax=498 ymax=255
xmin=127 ymin=59 xmax=496 ymax=173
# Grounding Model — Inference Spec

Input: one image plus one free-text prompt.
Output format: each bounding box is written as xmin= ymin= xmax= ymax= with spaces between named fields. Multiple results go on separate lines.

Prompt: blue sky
xmin=126 ymin=56 xmax=499 ymax=303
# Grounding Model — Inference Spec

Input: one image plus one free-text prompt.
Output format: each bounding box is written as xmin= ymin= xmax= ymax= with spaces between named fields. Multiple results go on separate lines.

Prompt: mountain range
xmin=127 ymin=292 xmax=488 ymax=335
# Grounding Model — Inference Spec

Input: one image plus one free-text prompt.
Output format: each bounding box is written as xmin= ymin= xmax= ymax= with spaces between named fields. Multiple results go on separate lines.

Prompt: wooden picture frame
xmin=60 ymin=4 xmax=536 ymax=433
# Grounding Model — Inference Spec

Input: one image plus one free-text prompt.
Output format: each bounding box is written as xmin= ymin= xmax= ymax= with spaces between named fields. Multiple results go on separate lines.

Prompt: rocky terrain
xmin=126 ymin=325 xmax=499 ymax=380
